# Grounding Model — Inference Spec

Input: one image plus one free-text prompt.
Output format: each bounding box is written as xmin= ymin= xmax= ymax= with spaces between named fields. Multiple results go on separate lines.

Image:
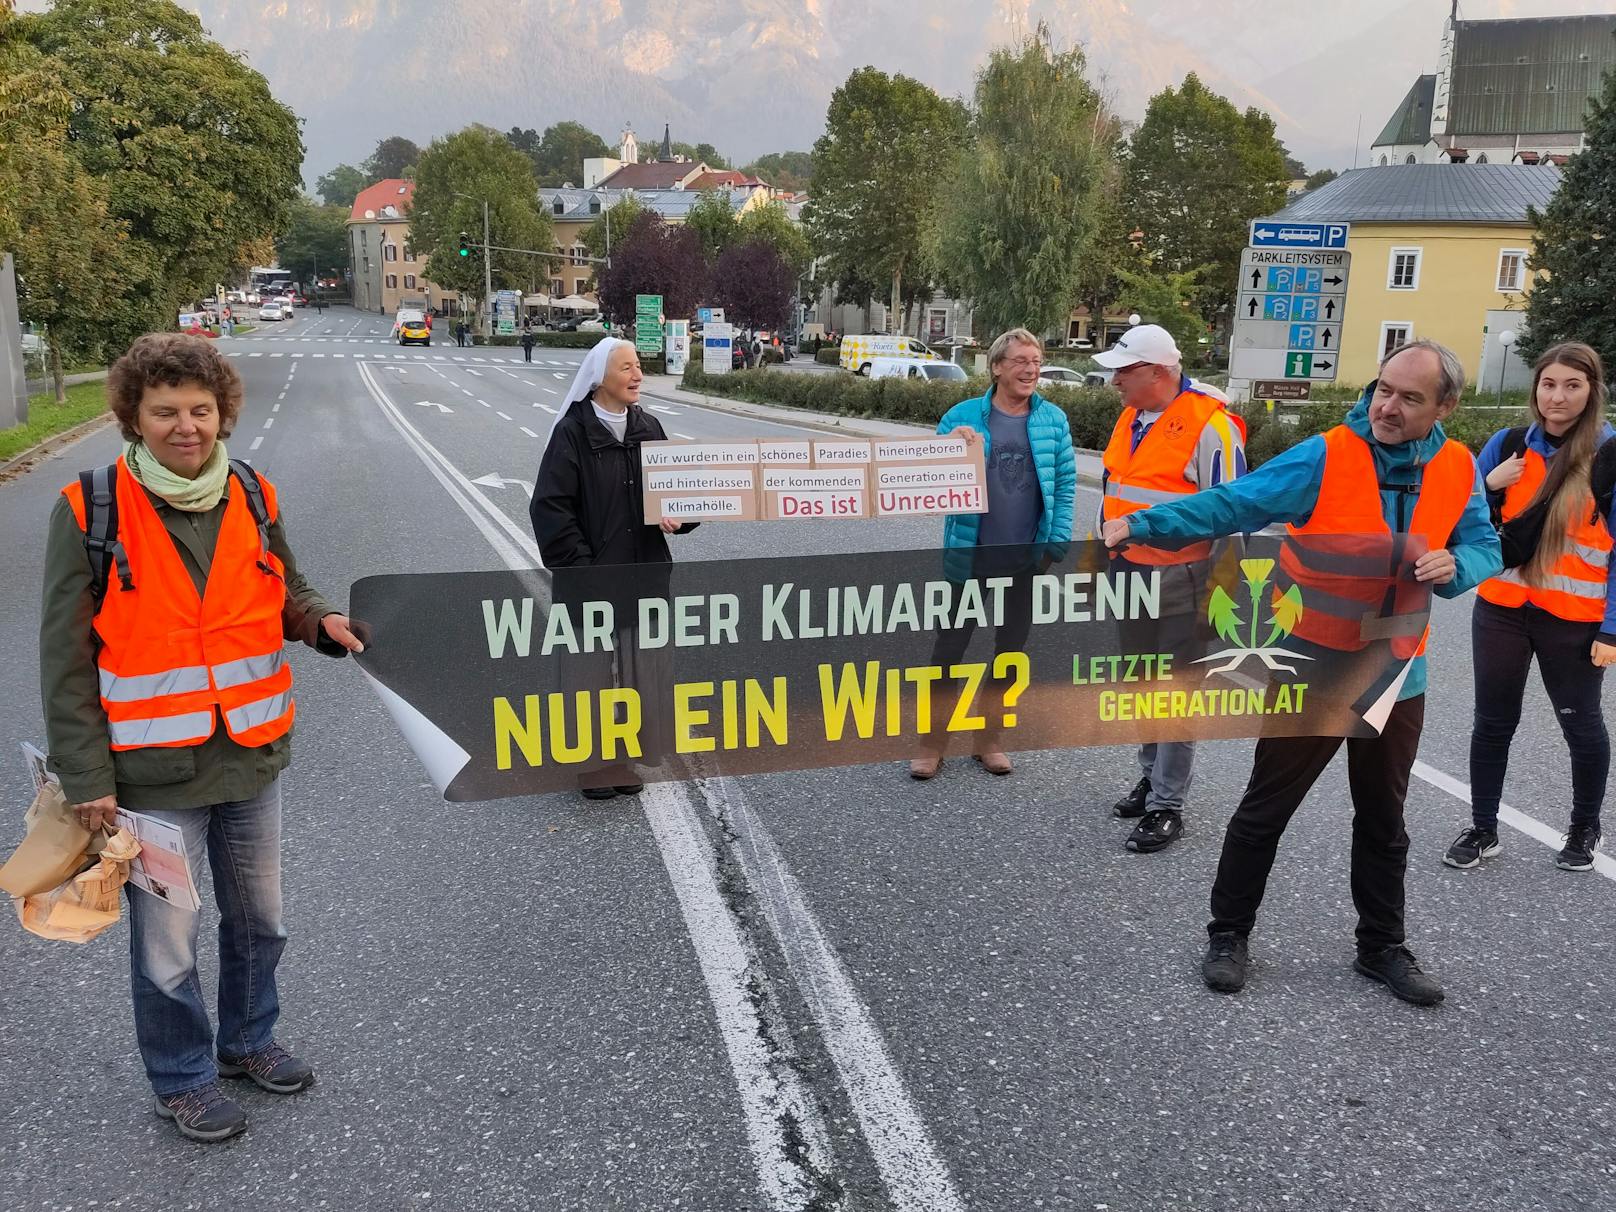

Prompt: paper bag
xmin=0 ymin=780 xmax=95 ymax=898
xmin=14 ymin=828 xmax=141 ymax=943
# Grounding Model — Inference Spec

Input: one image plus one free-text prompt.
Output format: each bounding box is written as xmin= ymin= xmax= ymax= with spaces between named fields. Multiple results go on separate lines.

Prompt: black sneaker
xmin=154 ymin=1083 xmax=248 ymax=1142
xmin=581 ymin=786 xmax=618 ymax=801
xmin=614 ymin=781 xmax=644 ymax=795
xmin=1202 ymin=933 xmax=1249 ymax=994
xmin=1113 ymin=775 xmax=1152 ymax=818
xmin=1126 ymin=808 xmax=1183 ymax=853
xmin=1556 ymin=824 xmax=1601 ymax=872
xmin=1443 ymin=826 xmax=1501 ymax=870
xmin=217 ymin=1041 xmax=315 ymax=1094
xmin=1353 ymin=945 xmax=1444 ymax=1007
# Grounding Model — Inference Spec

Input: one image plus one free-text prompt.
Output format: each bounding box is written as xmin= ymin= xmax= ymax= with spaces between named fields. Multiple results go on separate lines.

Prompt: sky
xmin=21 ymin=0 xmax=1616 ymax=185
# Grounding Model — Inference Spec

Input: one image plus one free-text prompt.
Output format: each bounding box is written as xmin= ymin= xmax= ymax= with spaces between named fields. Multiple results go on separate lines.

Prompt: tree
xmin=314 ymin=163 xmax=367 ymax=208
xmin=1281 ymin=148 xmax=1306 ymax=179
xmin=18 ymin=0 xmax=303 ymax=350
xmin=593 ymin=211 xmax=707 ymax=326
xmin=1115 ymin=265 xmax=1211 ymax=360
xmin=409 ymin=125 xmax=551 ymax=328
xmin=531 ymin=120 xmax=611 ymax=186
xmin=1519 ymin=62 xmax=1616 ymax=369
xmin=927 ymin=24 xmax=1114 ymax=338
xmin=735 ymin=201 xmax=811 ymax=279
xmin=1304 ymin=168 xmax=1339 ymax=191
xmin=275 ymin=198 xmax=350 ymax=286
xmin=742 ymin=151 xmax=813 ymax=192
xmin=1069 ymin=151 xmax=1137 ymax=323
xmin=364 ymin=135 xmax=420 ymax=182
xmin=712 ymin=240 xmax=795 ymax=332
xmin=1123 ymin=74 xmax=1289 ymax=323
xmin=684 ymin=190 xmax=738 ymax=263
xmin=806 ymin=68 xmax=967 ymax=329
xmin=579 ymin=193 xmax=645 ymax=283
xmin=505 ymin=126 xmax=542 ymax=165
xmin=672 ymin=141 xmax=728 ymax=168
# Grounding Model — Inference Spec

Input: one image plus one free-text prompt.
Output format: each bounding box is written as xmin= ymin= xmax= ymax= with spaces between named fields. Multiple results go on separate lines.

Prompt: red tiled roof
xmin=594 ymin=161 xmax=704 ymax=190
xmin=687 ymin=170 xmax=749 ymax=189
xmin=350 ymin=179 xmax=414 ymax=222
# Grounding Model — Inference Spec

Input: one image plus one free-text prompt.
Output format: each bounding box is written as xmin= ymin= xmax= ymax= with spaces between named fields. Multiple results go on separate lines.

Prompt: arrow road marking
xmin=468 ymin=472 xmax=533 ymax=498
xmin=412 ymin=400 xmax=453 ymax=413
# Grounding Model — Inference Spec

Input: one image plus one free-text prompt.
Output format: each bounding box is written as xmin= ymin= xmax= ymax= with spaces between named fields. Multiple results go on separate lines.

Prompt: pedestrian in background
xmin=911 ymin=326 xmax=1076 ymax=781
xmin=530 ymin=338 xmax=697 ymax=802
xmin=520 ymin=327 xmax=536 ymax=363
xmin=1104 ymin=339 xmax=1501 ymax=1006
xmin=1092 ymin=324 xmax=1247 ymax=854
xmin=38 ymin=333 xmax=365 ymax=1142
xmin=1446 ymin=342 xmax=1616 ymax=873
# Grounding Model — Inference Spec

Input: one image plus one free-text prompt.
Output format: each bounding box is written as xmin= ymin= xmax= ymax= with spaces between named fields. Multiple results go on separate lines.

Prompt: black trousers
xmin=1208 ymin=694 xmax=1425 ymax=952
xmin=1469 ymin=598 xmax=1608 ymax=831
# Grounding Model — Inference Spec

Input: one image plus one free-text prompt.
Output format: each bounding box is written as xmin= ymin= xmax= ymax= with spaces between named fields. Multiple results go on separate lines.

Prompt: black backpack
xmin=80 ymin=459 xmax=272 ymax=598
xmin=1594 ymin=434 xmax=1616 ymax=527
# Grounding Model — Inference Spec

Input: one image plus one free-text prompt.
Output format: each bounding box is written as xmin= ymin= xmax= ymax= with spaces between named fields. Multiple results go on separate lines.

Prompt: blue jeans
xmin=126 ymin=779 xmax=287 ymax=1097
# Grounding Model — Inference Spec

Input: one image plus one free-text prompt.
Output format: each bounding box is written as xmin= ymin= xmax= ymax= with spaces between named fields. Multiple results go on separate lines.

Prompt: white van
xmin=840 ymin=334 xmax=937 ymax=375
xmin=869 ymin=356 xmax=968 ymax=382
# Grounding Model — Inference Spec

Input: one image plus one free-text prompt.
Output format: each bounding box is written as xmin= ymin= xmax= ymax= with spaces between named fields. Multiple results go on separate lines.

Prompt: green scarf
xmin=125 ymin=440 xmax=231 ymax=512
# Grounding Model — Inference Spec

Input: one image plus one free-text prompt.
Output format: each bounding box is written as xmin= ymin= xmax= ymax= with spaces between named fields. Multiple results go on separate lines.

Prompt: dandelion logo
xmin=1197 ymin=557 xmax=1313 ymax=676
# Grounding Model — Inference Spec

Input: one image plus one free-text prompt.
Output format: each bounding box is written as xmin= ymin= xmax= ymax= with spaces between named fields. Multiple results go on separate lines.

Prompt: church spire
xmin=658 ymin=123 xmax=674 ymax=162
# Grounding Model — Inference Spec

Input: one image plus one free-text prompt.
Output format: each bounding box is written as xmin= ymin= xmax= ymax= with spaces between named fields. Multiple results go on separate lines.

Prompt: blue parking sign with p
xmin=1289 ymin=323 xmax=1316 ymax=349
xmin=1294 ymin=297 xmax=1320 ymax=321
xmin=1263 ymin=296 xmax=1291 ymax=321
xmin=1266 ymin=267 xmax=1294 ymax=291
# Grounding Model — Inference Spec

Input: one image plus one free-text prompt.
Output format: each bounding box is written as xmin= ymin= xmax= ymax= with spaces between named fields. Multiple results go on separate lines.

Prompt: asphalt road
xmin=1 ymin=306 xmax=1612 ymax=1211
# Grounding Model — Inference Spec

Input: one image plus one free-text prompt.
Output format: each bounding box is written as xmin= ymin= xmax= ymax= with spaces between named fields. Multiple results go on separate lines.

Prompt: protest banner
xmin=352 ymin=535 xmax=1434 ymax=802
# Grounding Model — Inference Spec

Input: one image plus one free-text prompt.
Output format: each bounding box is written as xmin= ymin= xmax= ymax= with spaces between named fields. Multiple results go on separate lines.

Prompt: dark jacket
xmin=529 ymin=396 xmax=696 ymax=569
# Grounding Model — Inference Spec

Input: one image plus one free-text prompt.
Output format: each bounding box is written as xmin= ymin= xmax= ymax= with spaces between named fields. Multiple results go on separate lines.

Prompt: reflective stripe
xmin=1570 ymin=541 xmax=1611 ymax=568
xmin=226 ymin=689 xmax=293 ymax=734
xmin=98 ymin=664 xmax=210 ymax=703
xmin=108 ymin=711 xmax=214 ymax=747
xmin=1103 ymin=482 xmax=1190 ymax=506
xmin=211 ymin=651 xmax=287 ymax=690
xmin=1493 ymin=568 xmax=1606 ymax=596
xmin=1285 ymin=544 xmax=1394 ymax=577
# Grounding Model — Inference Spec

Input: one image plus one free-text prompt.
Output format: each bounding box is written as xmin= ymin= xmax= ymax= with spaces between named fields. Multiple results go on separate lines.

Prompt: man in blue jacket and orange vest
xmin=1094 ymin=324 xmax=1247 ymax=854
xmin=1103 ymin=339 xmax=1502 ymax=1006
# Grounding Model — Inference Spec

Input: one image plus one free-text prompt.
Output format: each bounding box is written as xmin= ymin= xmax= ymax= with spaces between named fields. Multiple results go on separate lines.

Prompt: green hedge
xmin=678 ymin=365 xmax=1566 ymax=466
xmin=815 ymin=346 xmax=840 ymax=365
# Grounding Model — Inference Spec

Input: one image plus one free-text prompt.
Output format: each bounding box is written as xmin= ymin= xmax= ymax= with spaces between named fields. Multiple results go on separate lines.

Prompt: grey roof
xmin=1267 ymin=164 xmax=1561 ymax=224
xmin=1373 ymin=75 xmax=1436 ymax=147
xmin=1447 ymin=15 xmax=1616 ymax=136
xmin=538 ymin=185 xmax=753 ymax=223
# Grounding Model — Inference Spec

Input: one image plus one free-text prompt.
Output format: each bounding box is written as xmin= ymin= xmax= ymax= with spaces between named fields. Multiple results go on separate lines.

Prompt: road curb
xmin=0 ymin=410 xmax=118 ymax=483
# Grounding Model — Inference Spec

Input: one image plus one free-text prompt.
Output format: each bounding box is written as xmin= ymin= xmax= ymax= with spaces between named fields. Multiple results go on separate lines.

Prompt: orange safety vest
xmin=1477 ymin=447 xmax=1611 ymax=622
xmin=62 ymin=457 xmax=293 ymax=751
xmin=1281 ymin=426 xmax=1476 ymax=657
xmin=1102 ymin=388 xmax=1241 ymax=565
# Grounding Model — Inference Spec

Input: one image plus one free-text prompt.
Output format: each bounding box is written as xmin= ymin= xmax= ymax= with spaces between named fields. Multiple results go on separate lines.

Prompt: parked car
xmin=257 ymin=302 xmax=285 ymax=322
xmin=20 ymin=331 xmax=44 ymax=355
xmin=578 ymin=317 xmax=606 ymax=333
xmin=398 ymin=316 xmax=432 ymax=346
xmin=1037 ymin=366 xmax=1087 ymax=387
xmin=839 ymin=333 xmax=937 ymax=376
xmin=870 ymin=356 xmax=967 ymax=382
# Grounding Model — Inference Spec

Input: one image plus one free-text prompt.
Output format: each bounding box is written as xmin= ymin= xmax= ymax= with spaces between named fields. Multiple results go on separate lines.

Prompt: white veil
xmin=546 ymin=336 xmax=634 ymax=444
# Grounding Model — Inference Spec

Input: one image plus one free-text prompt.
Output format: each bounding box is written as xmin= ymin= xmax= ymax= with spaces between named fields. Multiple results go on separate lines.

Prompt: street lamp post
xmin=453 ymin=191 xmax=494 ymax=336
xmin=1497 ymin=329 xmax=1516 ymax=404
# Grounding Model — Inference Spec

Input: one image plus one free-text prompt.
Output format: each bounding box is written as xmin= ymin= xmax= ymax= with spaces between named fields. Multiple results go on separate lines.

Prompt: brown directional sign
xmin=1253 ymin=380 xmax=1311 ymax=401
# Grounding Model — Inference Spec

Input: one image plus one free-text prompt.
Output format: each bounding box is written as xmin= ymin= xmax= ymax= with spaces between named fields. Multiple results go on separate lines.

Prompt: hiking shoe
xmin=1113 ymin=775 xmax=1152 ymax=819
xmin=1556 ymin=824 xmax=1601 ymax=872
xmin=1354 ymin=945 xmax=1444 ymax=1007
xmin=1443 ymin=827 xmax=1501 ymax=870
xmin=217 ymin=1041 xmax=315 ymax=1094
xmin=1201 ymin=933 xmax=1249 ymax=994
xmin=154 ymin=1083 xmax=247 ymax=1143
xmin=1126 ymin=808 xmax=1183 ymax=853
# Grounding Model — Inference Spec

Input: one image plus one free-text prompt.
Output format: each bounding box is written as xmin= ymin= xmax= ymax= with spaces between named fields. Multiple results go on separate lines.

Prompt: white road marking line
xmin=649 ymin=404 xmax=678 ymax=414
xmin=270 ymin=352 xmax=283 ymax=358
xmin=478 ymin=399 xmax=491 ymax=408
xmin=519 ymin=426 xmax=537 ymax=437
xmin=673 ymin=431 xmax=693 ymax=439
xmin=536 ymin=404 xmax=557 ymax=413
xmin=496 ymin=411 xmax=511 ymax=421
xmin=277 ymin=392 xmax=286 ymax=400
xmin=452 ymin=356 xmax=466 ymax=362
xmin=262 ymin=417 xmax=274 ymax=429
xmin=542 ymin=386 xmax=558 ymax=394
xmin=249 ymin=436 xmax=264 ymax=450
xmin=552 ymin=372 xmax=567 ymax=379
xmin=248 ymin=352 xmax=262 ymax=357
xmin=1411 ymin=761 xmax=1616 ymax=881
xmin=472 ymin=356 xmax=487 ymax=362
xmin=466 ymin=369 xmax=483 ymax=377
xmin=272 ymin=403 xmax=281 ymax=413
xmin=460 ymin=388 xmax=474 ymax=397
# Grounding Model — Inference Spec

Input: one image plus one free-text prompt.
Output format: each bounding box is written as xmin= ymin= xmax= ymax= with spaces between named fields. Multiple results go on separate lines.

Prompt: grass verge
xmin=0 ymin=382 xmax=110 ymax=463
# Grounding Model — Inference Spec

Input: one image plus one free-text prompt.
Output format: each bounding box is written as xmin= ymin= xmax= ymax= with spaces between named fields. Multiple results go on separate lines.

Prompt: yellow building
xmin=1260 ymin=164 xmax=1561 ymax=389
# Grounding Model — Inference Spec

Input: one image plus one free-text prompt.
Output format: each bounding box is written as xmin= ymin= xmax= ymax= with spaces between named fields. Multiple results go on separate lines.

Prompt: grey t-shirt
xmin=975 ymin=404 xmax=1042 ymax=569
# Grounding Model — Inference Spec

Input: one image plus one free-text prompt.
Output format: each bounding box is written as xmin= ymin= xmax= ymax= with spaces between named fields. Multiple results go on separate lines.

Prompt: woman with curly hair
xmin=38 ymin=333 xmax=363 ymax=1142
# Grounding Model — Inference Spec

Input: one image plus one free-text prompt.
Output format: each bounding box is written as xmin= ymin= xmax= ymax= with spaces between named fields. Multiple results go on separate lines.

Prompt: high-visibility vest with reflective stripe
xmin=1477 ymin=447 xmax=1612 ymax=622
xmin=1101 ymin=389 xmax=1236 ymax=566
xmin=63 ymin=457 xmax=293 ymax=751
xmin=1281 ymin=426 xmax=1476 ymax=658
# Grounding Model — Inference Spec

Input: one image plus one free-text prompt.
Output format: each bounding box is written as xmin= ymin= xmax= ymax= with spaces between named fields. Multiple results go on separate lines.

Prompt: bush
xmin=815 ymin=346 xmax=840 ymax=365
xmin=760 ymin=348 xmax=784 ymax=365
xmin=532 ymin=330 xmax=615 ymax=349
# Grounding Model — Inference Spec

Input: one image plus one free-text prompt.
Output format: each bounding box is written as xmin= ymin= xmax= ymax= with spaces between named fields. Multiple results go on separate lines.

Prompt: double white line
xmin=355 ymin=361 xmax=962 ymax=1210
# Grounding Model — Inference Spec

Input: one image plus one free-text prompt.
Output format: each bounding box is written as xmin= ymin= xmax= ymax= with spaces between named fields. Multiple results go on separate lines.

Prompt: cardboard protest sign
xmin=352 ymin=535 xmax=1432 ymax=802
xmin=640 ymin=440 xmax=761 ymax=522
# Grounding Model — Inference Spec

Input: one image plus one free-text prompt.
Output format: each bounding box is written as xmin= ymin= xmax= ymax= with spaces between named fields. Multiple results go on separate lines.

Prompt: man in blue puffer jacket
xmin=910 ymin=327 xmax=1076 ymax=780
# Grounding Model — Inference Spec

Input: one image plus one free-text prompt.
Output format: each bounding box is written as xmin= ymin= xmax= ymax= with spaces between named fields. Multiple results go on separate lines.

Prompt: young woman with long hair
xmin=1446 ymin=342 xmax=1616 ymax=872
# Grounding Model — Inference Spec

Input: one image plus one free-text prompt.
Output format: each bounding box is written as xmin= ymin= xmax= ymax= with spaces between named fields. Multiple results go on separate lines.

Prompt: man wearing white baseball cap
xmin=1093 ymin=324 xmax=1247 ymax=853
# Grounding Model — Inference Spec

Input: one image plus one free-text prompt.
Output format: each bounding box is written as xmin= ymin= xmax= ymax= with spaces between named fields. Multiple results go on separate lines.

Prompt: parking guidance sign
xmin=1231 ymin=225 xmax=1351 ymax=384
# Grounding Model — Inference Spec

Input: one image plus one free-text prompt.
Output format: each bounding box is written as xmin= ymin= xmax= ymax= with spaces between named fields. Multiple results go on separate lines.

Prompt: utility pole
xmin=481 ymin=198 xmax=493 ymax=335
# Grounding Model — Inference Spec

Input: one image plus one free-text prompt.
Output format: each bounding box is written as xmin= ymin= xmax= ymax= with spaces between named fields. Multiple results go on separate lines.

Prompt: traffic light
xmin=458 ymin=233 xmax=471 ymax=257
